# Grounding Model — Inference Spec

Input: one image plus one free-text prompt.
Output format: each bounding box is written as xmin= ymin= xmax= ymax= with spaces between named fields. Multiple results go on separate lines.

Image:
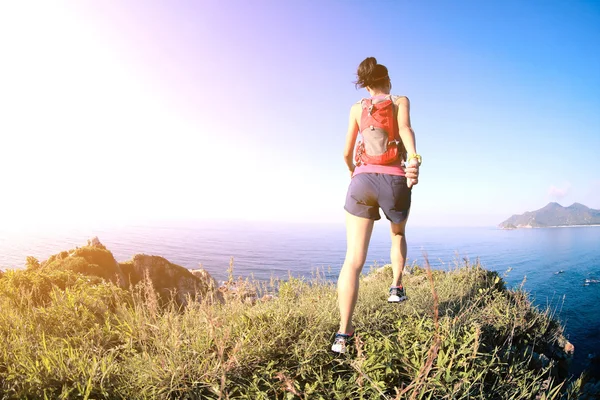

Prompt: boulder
xmin=554 ymin=336 xmax=575 ymax=357
xmin=564 ymin=341 xmax=575 ymax=355
xmin=190 ymin=268 xmax=218 ymax=289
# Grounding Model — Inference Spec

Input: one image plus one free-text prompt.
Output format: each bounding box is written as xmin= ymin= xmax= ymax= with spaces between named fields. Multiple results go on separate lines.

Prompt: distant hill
xmin=499 ymin=202 xmax=600 ymax=229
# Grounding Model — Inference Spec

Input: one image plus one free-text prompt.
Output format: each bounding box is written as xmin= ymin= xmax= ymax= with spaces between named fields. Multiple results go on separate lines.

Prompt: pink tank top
xmin=352 ymin=94 xmax=406 ymax=177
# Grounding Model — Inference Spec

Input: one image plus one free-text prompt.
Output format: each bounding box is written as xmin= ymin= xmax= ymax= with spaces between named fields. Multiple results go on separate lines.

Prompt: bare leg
xmin=337 ymin=211 xmax=374 ymax=334
xmin=390 ymin=216 xmax=409 ymax=287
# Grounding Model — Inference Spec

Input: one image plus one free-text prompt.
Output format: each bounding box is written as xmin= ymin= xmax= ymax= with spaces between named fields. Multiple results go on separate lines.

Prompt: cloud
xmin=548 ymin=183 xmax=571 ymax=199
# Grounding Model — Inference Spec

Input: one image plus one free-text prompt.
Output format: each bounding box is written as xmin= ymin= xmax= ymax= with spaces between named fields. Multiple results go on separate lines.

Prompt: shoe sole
xmin=331 ymin=342 xmax=351 ymax=353
xmin=388 ymin=295 xmax=408 ymax=303
xmin=331 ymin=333 xmax=354 ymax=354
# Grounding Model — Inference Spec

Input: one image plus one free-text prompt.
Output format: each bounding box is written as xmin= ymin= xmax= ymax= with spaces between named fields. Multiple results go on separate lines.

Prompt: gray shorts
xmin=344 ymin=173 xmax=411 ymax=223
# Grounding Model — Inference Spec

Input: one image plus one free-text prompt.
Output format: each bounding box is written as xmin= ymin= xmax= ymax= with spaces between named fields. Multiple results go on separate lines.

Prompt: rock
xmin=260 ymin=294 xmax=275 ymax=302
xmin=554 ymin=336 xmax=575 ymax=357
xmin=121 ymin=255 xmax=222 ymax=305
xmin=531 ymin=352 xmax=550 ymax=369
xmin=40 ymin=238 xmax=126 ymax=288
xmin=218 ymin=280 xmax=257 ymax=303
xmin=564 ymin=341 xmax=575 ymax=355
xmin=583 ymin=380 xmax=600 ymax=396
xmin=87 ymin=236 xmax=107 ymax=250
xmin=545 ymin=335 xmax=575 ymax=379
xmin=31 ymin=238 xmax=223 ymax=305
xmin=190 ymin=268 xmax=218 ymax=289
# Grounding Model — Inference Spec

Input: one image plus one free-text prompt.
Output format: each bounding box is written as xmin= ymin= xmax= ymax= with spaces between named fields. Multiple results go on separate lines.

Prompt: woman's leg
xmin=389 ymin=215 xmax=409 ymax=287
xmin=337 ymin=211 xmax=374 ymax=334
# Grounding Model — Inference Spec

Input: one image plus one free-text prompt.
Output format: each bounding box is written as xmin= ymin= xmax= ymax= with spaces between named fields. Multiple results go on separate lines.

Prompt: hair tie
xmin=371 ymin=75 xmax=389 ymax=82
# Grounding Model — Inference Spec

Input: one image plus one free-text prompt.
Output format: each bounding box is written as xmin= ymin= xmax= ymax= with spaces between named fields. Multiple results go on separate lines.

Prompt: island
xmin=499 ymin=202 xmax=600 ymax=229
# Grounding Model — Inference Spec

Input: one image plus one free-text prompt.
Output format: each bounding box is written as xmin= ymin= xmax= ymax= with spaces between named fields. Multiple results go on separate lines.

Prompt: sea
xmin=1 ymin=220 xmax=599 ymax=377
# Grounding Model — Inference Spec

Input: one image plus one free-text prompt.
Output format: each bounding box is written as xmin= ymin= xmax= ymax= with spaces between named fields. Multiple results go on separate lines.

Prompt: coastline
xmin=500 ymin=224 xmax=600 ymax=230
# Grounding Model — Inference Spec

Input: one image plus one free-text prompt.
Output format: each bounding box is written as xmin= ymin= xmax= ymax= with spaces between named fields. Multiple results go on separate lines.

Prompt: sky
xmin=0 ymin=0 xmax=599 ymax=230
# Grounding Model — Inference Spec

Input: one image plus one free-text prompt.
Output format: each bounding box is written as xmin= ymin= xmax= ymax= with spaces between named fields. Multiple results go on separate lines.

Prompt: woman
xmin=332 ymin=57 xmax=421 ymax=354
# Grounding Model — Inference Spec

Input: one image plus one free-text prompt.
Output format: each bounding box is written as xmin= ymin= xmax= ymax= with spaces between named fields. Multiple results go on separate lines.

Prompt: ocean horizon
xmin=1 ymin=220 xmax=599 ymax=377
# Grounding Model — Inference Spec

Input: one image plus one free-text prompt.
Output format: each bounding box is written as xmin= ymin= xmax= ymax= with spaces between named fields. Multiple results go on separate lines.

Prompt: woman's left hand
xmin=405 ymin=163 xmax=419 ymax=186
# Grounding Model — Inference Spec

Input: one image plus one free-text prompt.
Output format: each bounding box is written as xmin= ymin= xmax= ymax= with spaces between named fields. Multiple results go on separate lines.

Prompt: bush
xmin=0 ymin=261 xmax=581 ymax=399
xmin=42 ymin=246 xmax=123 ymax=284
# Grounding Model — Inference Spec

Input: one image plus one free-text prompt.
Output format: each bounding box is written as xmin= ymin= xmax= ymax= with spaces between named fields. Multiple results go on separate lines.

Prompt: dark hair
xmin=354 ymin=57 xmax=390 ymax=90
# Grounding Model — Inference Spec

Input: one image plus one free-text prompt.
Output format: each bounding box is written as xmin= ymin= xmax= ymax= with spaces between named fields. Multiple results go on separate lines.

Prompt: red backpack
xmin=355 ymin=95 xmax=406 ymax=166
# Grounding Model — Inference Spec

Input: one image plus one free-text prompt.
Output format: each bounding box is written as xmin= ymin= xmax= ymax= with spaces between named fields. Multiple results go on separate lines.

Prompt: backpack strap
xmin=387 ymin=95 xmax=400 ymax=144
xmin=360 ymin=98 xmax=375 ymax=126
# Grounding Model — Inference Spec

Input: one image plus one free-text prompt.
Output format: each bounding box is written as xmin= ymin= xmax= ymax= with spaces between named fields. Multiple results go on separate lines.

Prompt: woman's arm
xmin=396 ymin=96 xmax=416 ymax=157
xmin=396 ymin=96 xmax=420 ymax=186
xmin=343 ymin=103 xmax=360 ymax=176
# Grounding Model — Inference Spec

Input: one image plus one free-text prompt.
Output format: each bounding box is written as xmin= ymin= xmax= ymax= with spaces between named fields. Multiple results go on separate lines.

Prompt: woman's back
xmin=352 ymin=94 xmax=407 ymax=178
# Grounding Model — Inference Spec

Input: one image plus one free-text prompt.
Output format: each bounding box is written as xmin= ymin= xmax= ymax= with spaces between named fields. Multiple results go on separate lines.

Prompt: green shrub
xmin=0 ymin=268 xmax=104 ymax=306
xmin=42 ymin=246 xmax=122 ymax=284
xmin=0 ymin=261 xmax=581 ymax=399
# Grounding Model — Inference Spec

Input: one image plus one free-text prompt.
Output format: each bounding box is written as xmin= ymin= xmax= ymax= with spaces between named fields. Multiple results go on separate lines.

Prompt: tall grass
xmin=0 ymin=259 xmax=584 ymax=399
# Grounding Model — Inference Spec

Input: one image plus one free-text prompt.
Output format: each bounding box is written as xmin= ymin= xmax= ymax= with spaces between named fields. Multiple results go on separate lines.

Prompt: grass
xmin=0 ymin=258 xmax=588 ymax=399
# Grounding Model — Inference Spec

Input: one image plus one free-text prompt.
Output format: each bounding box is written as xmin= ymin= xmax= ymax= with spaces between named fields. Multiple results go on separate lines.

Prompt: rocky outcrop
xmin=190 ymin=268 xmax=218 ymax=288
xmin=40 ymin=237 xmax=126 ymax=288
xmin=87 ymin=236 xmax=106 ymax=250
xmin=120 ymin=255 xmax=221 ymax=304
xmin=549 ymin=336 xmax=575 ymax=378
xmin=37 ymin=237 xmax=220 ymax=305
xmin=582 ymin=381 xmax=600 ymax=399
xmin=526 ymin=335 xmax=575 ymax=380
